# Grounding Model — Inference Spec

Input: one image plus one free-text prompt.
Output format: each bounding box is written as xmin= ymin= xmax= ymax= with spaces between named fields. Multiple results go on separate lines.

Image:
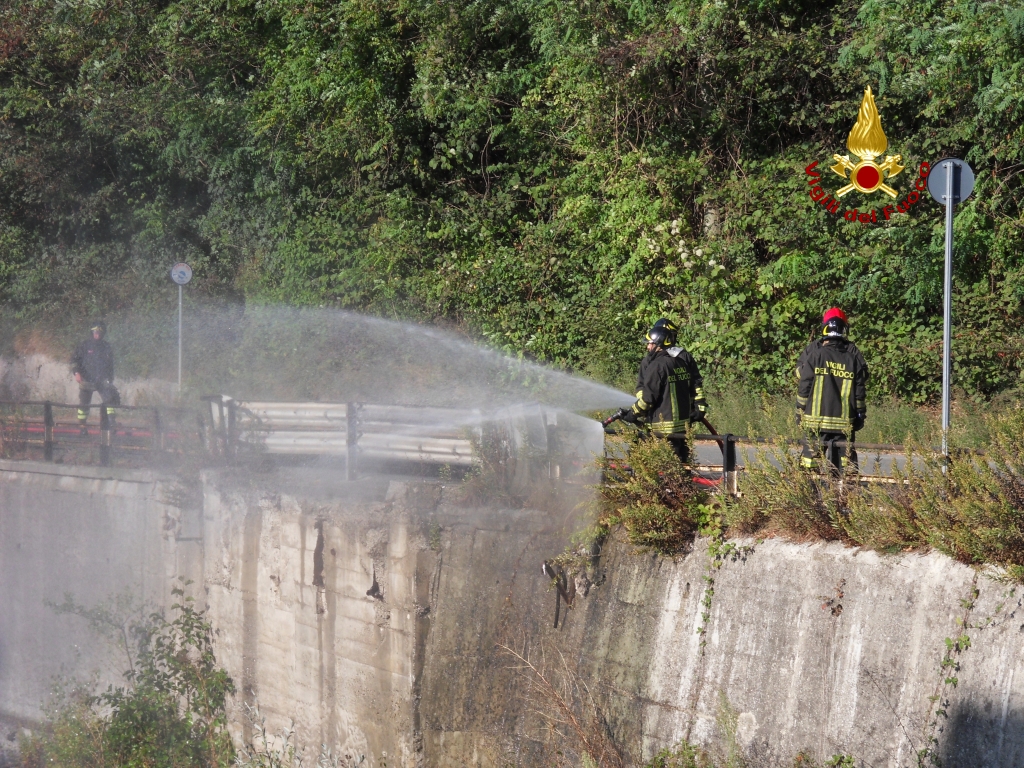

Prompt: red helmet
xmin=822 ymin=307 xmax=848 ymax=325
xmin=822 ymin=307 xmax=849 ymax=338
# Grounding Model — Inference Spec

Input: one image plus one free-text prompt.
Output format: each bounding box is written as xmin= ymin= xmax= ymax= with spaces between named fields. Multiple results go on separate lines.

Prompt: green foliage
xmin=2 ymin=0 xmax=1024 ymax=402
xmin=599 ymin=433 xmax=709 ymax=553
xmin=645 ymin=740 xmax=711 ymax=768
xmin=21 ymin=587 xmax=235 ymax=768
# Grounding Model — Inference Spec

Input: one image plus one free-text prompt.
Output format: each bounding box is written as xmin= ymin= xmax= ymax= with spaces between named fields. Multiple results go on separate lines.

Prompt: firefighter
xmin=795 ymin=308 xmax=868 ymax=474
xmin=71 ymin=320 xmax=120 ymax=433
xmin=609 ymin=319 xmax=707 ymax=464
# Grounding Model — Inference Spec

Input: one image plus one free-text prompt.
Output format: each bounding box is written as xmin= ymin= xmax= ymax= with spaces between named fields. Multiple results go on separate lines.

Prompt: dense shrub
xmin=2 ymin=0 xmax=1024 ymax=401
xmin=598 ymin=433 xmax=709 ymax=553
xmin=20 ymin=588 xmax=235 ymax=768
xmin=726 ymin=407 xmax=1024 ymax=578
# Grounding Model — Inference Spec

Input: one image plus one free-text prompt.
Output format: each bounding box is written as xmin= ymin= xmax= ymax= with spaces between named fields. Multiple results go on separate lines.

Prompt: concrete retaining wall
xmin=0 ymin=459 xmax=201 ymax=756
xmin=2 ymin=460 xmax=1024 ymax=767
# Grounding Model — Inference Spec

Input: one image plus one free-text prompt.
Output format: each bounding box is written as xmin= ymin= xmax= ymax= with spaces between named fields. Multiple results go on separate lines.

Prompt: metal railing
xmin=678 ymin=432 xmax=938 ymax=495
xmin=203 ymin=396 xmax=481 ymax=479
xmin=0 ymin=400 xmax=199 ymax=467
xmin=0 ymin=395 xmax=938 ymax=492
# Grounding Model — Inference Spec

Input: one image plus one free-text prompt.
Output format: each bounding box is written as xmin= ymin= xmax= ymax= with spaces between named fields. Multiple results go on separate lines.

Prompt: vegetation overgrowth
xmin=19 ymin=587 xmax=235 ymax=768
xmin=2 ymin=0 xmax=1023 ymax=404
xmin=598 ymin=404 xmax=1024 ymax=580
xmin=19 ymin=589 xmax=398 ymax=767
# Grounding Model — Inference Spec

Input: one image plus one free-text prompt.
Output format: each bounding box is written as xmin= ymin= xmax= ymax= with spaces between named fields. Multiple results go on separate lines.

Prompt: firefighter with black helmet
xmin=71 ymin=320 xmax=121 ymax=433
xmin=607 ymin=319 xmax=707 ymax=464
xmin=795 ymin=308 xmax=868 ymax=473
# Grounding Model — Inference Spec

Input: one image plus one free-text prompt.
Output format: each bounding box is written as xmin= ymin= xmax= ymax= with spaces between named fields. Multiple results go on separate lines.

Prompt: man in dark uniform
xmin=71 ymin=321 xmax=120 ymax=433
xmin=610 ymin=319 xmax=707 ymax=464
xmin=795 ymin=307 xmax=868 ymax=474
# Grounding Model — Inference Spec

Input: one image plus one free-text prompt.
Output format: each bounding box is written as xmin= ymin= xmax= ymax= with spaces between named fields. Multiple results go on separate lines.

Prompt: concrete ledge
xmin=0 ymin=458 xmax=171 ymax=484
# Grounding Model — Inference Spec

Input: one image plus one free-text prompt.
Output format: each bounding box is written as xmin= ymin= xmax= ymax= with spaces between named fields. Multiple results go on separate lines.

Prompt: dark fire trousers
xmin=78 ymin=380 xmax=121 ymax=423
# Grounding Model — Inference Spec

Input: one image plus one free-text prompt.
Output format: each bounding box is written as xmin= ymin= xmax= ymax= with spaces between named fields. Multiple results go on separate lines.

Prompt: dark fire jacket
xmin=71 ymin=337 xmax=115 ymax=385
xmin=630 ymin=347 xmax=706 ymax=435
xmin=795 ymin=337 xmax=868 ymax=432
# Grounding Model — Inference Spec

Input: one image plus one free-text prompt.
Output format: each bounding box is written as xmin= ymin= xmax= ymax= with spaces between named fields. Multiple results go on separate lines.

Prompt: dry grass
xmin=724 ymin=406 xmax=1024 ymax=579
xmin=596 ymin=407 xmax=1024 ymax=579
xmin=500 ymin=639 xmax=626 ymax=768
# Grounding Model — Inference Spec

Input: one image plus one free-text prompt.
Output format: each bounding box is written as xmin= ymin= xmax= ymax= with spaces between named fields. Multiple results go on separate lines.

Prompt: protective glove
xmin=852 ymin=410 xmax=866 ymax=432
xmin=619 ymin=408 xmax=640 ymax=425
xmin=794 ymin=410 xmax=802 ymax=427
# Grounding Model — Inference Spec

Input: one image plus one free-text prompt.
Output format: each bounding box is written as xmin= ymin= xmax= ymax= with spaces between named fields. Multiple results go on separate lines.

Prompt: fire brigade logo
xmin=831 ymin=87 xmax=903 ymax=197
xmin=804 ymin=86 xmax=931 ymax=225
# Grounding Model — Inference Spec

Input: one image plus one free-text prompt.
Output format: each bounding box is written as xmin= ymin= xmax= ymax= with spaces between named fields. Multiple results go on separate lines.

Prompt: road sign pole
xmin=941 ymin=161 xmax=954 ymax=461
xmin=169 ymin=263 xmax=193 ymax=393
xmin=178 ymin=283 xmax=183 ymax=391
xmin=927 ymin=158 xmax=974 ymax=467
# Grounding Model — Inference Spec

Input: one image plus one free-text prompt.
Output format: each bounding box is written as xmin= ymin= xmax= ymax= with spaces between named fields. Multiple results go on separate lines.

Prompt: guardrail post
xmin=153 ymin=408 xmax=164 ymax=451
xmin=99 ymin=406 xmax=111 ymax=467
xmin=346 ymin=402 xmax=358 ymax=481
xmin=723 ymin=434 xmax=738 ymax=496
xmin=226 ymin=398 xmax=237 ymax=461
xmin=43 ymin=401 xmax=54 ymax=462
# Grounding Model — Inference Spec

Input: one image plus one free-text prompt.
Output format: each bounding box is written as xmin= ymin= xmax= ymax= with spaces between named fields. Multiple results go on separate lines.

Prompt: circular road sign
xmin=927 ymin=157 xmax=975 ymax=206
xmin=170 ymin=262 xmax=193 ymax=285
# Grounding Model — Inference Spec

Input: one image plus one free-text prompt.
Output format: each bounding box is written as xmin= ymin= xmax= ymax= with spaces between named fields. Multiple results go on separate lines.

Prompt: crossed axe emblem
xmin=830 ymin=153 xmax=905 ymax=198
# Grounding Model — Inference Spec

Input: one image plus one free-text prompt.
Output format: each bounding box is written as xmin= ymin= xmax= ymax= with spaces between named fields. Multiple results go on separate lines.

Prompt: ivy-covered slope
xmin=1 ymin=0 xmax=1022 ymax=399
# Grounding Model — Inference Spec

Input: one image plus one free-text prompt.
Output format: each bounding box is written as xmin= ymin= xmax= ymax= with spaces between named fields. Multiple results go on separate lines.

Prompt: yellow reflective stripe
xmin=841 ymin=378 xmax=851 ymax=422
xmin=670 ymin=385 xmax=679 ymax=422
xmin=650 ymin=420 xmax=690 ymax=435
xmin=795 ymin=395 xmax=809 ymax=406
xmin=633 ymin=393 xmax=649 ymax=414
xmin=802 ymin=415 xmax=852 ymax=430
xmin=811 ymin=375 xmax=824 ymax=418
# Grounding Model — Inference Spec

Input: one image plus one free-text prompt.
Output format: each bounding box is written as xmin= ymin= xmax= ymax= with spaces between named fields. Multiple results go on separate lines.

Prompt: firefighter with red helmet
xmin=607 ymin=319 xmax=707 ymax=464
xmin=795 ymin=308 xmax=869 ymax=473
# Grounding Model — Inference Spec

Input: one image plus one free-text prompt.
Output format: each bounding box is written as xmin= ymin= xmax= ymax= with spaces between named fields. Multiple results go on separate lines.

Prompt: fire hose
xmin=601 ymin=408 xmax=727 ymax=477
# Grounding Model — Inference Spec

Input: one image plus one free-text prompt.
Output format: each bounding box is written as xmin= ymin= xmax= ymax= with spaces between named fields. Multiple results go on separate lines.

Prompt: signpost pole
xmin=927 ymin=157 xmax=974 ymax=468
xmin=170 ymin=263 xmax=193 ymax=393
xmin=941 ymin=161 xmax=954 ymax=461
xmin=178 ymin=283 xmax=183 ymax=391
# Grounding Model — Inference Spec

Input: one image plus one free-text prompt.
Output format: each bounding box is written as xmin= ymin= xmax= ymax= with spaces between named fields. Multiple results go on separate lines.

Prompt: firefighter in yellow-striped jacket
xmin=795 ymin=308 xmax=868 ymax=473
xmin=613 ymin=319 xmax=707 ymax=465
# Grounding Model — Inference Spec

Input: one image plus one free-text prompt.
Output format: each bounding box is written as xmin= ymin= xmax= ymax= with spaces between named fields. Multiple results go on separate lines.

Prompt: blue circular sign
xmin=170 ymin=263 xmax=193 ymax=285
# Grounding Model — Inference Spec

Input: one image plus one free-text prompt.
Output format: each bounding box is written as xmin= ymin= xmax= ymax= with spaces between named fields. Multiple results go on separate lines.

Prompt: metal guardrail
xmin=1 ymin=394 xmax=935 ymax=491
xmin=0 ymin=400 xmax=199 ymax=467
xmin=678 ymin=432 xmax=942 ymax=495
xmin=203 ymin=396 xmax=481 ymax=479
xmin=203 ymin=397 xmax=608 ymax=488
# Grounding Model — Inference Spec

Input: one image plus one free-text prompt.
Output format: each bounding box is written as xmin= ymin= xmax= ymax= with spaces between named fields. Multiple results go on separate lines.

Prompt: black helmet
xmin=90 ymin=320 xmax=107 ymax=336
xmin=645 ymin=318 xmax=678 ymax=348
